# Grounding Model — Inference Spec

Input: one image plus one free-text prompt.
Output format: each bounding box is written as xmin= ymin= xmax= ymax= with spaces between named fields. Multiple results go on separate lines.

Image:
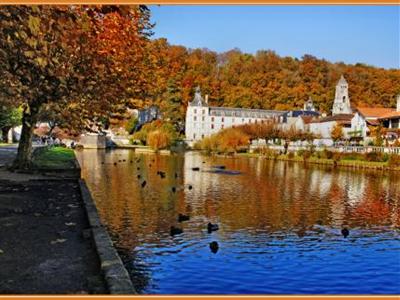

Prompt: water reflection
xmin=76 ymin=150 xmax=400 ymax=294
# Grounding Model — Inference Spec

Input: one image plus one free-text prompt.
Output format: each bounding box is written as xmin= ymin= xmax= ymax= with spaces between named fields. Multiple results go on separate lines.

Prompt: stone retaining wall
xmin=79 ymin=179 xmax=136 ymax=294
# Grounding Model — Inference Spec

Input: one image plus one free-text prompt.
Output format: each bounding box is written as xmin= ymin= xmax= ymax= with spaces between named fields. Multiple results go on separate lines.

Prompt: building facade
xmin=332 ymin=75 xmax=352 ymax=115
xmin=185 ymin=87 xmax=287 ymax=144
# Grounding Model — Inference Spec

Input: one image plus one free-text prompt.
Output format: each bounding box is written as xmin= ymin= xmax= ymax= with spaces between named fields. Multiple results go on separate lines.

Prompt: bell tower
xmin=332 ymin=75 xmax=352 ymax=115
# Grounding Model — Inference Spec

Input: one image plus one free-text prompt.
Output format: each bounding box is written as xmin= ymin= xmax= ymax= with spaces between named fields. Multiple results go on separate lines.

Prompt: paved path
xmin=0 ymin=144 xmax=18 ymax=167
xmin=0 ymin=143 xmax=107 ymax=293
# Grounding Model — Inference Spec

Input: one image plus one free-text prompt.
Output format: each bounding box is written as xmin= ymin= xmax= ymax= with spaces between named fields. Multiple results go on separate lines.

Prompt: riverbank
xmin=0 ymin=146 xmax=107 ymax=294
xmin=236 ymin=152 xmax=400 ymax=171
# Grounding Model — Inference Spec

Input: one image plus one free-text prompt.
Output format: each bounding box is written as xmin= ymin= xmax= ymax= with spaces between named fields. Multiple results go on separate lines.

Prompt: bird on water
xmin=207 ymin=222 xmax=219 ymax=233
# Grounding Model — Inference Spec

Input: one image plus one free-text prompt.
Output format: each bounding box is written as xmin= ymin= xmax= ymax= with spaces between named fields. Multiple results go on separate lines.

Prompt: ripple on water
xmin=76 ymin=150 xmax=400 ymax=294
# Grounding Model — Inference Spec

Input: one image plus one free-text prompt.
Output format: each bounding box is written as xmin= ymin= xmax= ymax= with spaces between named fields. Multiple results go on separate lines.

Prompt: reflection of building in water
xmin=346 ymin=175 xmax=367 ymax=207
xmin=309 ymin=169 xmax=333 ymax=199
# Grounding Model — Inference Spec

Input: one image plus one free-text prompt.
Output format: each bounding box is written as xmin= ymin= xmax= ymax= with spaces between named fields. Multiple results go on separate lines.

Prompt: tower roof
xmin=189 ymin=86 xmax=208 ymax=107
xmin=337 ymin=75 xmax=348 ymax=85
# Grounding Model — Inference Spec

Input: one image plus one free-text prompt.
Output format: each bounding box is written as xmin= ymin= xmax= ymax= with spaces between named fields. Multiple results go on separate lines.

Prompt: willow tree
xmin=0 ymin=5 xmax=153 ymax=169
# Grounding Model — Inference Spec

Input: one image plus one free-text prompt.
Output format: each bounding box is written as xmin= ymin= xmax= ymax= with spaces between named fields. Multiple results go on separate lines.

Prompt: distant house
xmin=136 ymin=105 xmax=162 ymax=130
xmin=350 ymin=107 xmax=395 ymax=139
xmin=284 ymin=97 xmax=320 ymax=131
xmin=379 ymin=95 xmax=400 ymax=141
xmin=309 ymin=114 xmax=354 ymax=146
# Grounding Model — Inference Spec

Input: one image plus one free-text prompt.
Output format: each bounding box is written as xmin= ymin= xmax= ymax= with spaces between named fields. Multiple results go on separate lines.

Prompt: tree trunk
xmin=12 ymin=104 xmax=40 ymax=169
xmin=1 ymin=127 xmax=11 ymax=143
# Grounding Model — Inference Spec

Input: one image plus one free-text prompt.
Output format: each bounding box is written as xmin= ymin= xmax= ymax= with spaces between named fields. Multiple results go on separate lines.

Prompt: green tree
xmin=162 ymin=79 xmax=183 ymax=134
xmin=0 ymin=106 xmax=22 ymax=142
xmin=125 ymin=115 xmax=139 ymax=134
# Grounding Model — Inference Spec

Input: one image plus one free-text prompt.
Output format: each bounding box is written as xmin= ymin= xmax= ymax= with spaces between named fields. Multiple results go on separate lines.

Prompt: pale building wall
xmin=350 ymin=112 xmax=369 ymax=138
xmin=332 ymin=75 xmax=352 ymax=115
xmin=186 ymin=104 xmax=280 ymax=143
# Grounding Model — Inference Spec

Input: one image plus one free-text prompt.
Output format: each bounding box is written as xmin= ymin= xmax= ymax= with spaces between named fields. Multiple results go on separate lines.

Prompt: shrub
xmin=323 ymin=149 xmax=334 ymax=159
xmin=388 ymin=154 xmax=400 ymax=167
xmin=132 ymin=120 xmax=178 ymax=148
xmin=125 ymin=116 xmax=138 ymax=134
xmin=332 ymin=152 xmax=342 ymax=162
xmin=364 ymin=151 xmax=385 ymax=162
xmin=147 ymin=130 xmax=171 ymax=150
xmin=302 ymin=150 xmax=312 ymax=161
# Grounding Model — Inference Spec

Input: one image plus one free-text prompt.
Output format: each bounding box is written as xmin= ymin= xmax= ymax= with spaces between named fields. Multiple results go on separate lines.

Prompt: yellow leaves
xmin=31 ymin=5 xmax=40 ymax=13
xmin=24 ymin=51 xmax=35 ymax=58
xmin=26 ymin=37 xmax=37 ymax=48
xmin=28 ymin=15 xmax=41 ymax=36
xmin=35 ymin=57 xmax=47 ymax=68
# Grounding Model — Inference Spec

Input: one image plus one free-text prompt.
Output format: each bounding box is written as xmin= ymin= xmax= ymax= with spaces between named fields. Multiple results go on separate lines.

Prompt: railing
xmin=250 ymin=143 xmax=400 ymax=154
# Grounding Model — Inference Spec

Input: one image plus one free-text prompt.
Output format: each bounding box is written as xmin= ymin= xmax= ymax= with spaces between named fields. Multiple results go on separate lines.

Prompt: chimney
xmin=205 ymin=94 xmax=209 ymax=104
xmin=397 ymin=94 xmax=400 ymax=112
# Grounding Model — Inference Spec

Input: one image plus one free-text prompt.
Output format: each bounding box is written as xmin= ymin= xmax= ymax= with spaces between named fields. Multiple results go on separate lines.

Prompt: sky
xmin=150 ymin=5 xmax=400 ymax=70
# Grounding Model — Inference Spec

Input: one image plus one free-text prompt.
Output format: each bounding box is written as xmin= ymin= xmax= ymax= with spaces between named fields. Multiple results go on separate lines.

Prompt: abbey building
xmin=185 ymin=87 xmax=287 ymax=144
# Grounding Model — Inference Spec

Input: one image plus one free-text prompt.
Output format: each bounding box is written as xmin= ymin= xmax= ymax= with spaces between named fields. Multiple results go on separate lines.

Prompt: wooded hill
xmin=148 ymin=38 xmax=400 ymax=122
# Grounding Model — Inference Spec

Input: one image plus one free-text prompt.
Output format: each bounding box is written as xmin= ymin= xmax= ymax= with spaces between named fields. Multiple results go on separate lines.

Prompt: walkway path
xmin=0 ymin=144 xmax=107 ymax=294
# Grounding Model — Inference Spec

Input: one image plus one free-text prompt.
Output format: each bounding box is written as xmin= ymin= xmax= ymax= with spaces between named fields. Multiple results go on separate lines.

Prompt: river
xmin=76 ymin=149 xmax=400 ymax=294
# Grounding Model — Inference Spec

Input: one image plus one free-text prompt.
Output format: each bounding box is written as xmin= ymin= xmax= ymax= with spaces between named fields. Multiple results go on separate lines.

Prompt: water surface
xmin=76 ymin=150 xmax=400 ymax=294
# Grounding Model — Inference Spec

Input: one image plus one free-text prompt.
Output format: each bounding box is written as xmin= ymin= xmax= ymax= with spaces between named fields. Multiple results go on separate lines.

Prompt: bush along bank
xmin=241 ymin=148 xmax=400 ymax=171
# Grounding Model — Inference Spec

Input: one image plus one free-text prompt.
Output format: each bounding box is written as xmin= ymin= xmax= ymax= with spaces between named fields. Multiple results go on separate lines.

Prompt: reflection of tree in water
xmin=117 ymin=248 xmax=152 ymax=293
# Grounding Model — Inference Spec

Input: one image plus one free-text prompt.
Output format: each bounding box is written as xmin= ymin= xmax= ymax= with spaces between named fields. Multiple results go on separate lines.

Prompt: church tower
xmin=332 ymin=75 xmax=352 ymax=115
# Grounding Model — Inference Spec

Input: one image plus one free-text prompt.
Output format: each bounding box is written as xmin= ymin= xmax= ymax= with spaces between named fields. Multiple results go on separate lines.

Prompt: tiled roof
xmin=356 ymin=107 xmax=395 ymax=118
xmin=300 ymin=115 xmax=315 ymax=124
xmin=310 ymin=113 xmax=354 ymax=123
xmin=366 ymin=119 xmax=380 ymax=126
xmin=289 ymin=110 xmax=320 ymax=117
xmin=378 ymin=111 xmax=400 ymax=120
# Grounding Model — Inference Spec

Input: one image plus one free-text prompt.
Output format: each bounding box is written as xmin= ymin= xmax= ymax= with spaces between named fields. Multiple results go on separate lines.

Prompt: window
xmin=202 ymin=116 xmax=205 ymax=121
xmin=202 ymin=109 xmax=205 ymax=114
xmin=211 ymin=117 xmax=214 ymax=122
xmin=201 ymin=134 xmax=204 ymax=139
xmin=242 ymin=118 xmax=245 ymax=122
xmin=222 ymin=117 xmax=224 ymax=122
xmin=193 ymin=133 xmax=196 ymax=139
xmin=249 ymin=119 xmax=251 ymax=123
xmin=255 ymin=120 xmax=258 ymax=124
xmin=211 ymin=124 xmax=214 ymax=129
xmin=194 ymin=109 xmax=197 ymax=114
xmin=194 ymin=116 xmax=197 ymax=121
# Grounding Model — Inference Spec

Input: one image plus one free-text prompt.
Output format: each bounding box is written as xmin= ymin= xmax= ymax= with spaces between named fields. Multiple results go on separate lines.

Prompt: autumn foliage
xmin=0 ymin=5 xmax=153 ymax=168
xmin=195 ymin=122 xmax=316 ymax=153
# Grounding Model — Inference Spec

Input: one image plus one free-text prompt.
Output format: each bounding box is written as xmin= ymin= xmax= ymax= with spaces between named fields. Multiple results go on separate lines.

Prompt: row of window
xmin=193 ymin=109 xmax=206 ymax=114
xmin=193 ymin=133 xmax=205 ymax=139
xmin=193 ymin=116 xmax=267 ymax=124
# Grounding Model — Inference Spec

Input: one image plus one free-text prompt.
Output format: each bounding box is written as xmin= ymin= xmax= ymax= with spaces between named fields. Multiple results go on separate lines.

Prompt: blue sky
xmin=149 ymin=5 xmax=400 ymax=69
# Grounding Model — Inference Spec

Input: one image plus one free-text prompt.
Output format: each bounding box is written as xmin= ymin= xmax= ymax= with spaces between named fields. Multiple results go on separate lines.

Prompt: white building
xmin=309 ymin=114 xmax=354 ymax=146
xmin=185 ymin=87 xmax=287 ymax=145
xmin=332 ymin=75 xmax=352 ymax=115
xmin=350 ymin=107 xmax=394 ymax=139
